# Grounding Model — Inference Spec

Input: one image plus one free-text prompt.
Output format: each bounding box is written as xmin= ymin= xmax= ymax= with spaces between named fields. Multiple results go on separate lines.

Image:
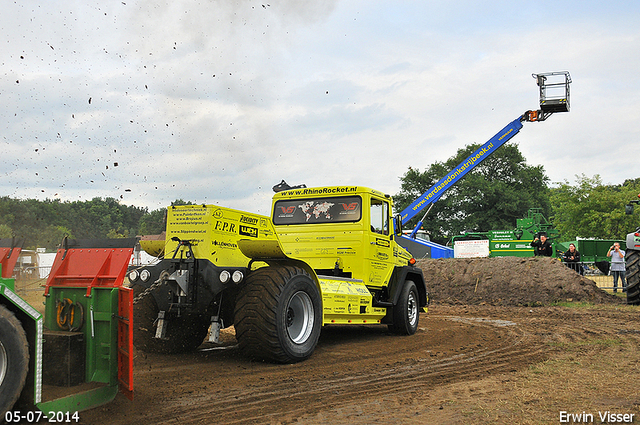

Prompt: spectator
xmin=607 ymin=242 xmax=626 ymax=292
xmin=531 ymin=234 xmax=553 ymax=257
xmin=562 ymin=243 xmax=583 ymax=275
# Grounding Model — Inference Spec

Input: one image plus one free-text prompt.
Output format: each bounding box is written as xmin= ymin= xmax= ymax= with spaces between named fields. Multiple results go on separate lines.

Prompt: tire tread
xmin=234 ymin=265 xmax=319 ymax=363
xmin=626 ymin=250 xmax=640 ymax=305
xmin=0 ymin=305 xmax=30 ymax=416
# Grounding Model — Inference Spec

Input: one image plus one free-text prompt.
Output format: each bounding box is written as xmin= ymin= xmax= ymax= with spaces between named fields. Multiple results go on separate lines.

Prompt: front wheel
xmin=626 ymin=250 xmax=639 ymax=305
xmin=388 ymin=280 xmax=420 ymax=335
xmin=0 ymin=305 xmax=29 ymax=418
xmin=234 ymin=265 xmax=322 ymax=363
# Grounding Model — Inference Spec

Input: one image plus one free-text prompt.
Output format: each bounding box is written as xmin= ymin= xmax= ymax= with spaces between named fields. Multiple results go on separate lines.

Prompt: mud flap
xmin=117 ymin=286 xmax=134 ymax=400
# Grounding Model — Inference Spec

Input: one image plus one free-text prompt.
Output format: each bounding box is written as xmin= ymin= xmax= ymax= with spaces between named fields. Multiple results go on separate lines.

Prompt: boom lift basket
xmin=534 ymin=71 xmax=571 ymax=113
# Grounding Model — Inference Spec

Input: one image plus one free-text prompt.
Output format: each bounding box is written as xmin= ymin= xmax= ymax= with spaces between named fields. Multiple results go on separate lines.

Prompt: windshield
xmin=273 ymin=196 xmax=362 ymax=225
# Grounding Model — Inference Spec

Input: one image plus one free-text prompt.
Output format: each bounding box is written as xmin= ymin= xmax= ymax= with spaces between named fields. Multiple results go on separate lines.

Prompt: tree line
xmin=0 ymin=197 xmax=171 ymax=251
xmin=2 ymin=144 xmax=639 ymax=250
xmin=394 ymin=143 xmax=640 ymax=245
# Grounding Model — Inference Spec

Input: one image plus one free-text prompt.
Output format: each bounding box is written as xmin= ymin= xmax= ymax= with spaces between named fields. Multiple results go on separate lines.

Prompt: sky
xmin=2 ymin=1 xmax=639 ymax=216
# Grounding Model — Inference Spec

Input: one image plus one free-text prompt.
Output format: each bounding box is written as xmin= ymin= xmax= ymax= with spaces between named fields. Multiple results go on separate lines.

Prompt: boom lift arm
xmin=399 ymin=71 xmax=571 ymax=240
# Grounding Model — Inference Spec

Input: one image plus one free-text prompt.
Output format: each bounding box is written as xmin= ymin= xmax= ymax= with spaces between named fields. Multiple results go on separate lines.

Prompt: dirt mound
xmin=417 ymin=257 xmax=622 ymax=306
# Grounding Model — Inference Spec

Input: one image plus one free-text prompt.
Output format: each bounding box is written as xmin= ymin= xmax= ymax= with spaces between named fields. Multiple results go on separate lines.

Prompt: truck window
xmin=273 ymin=196 xmax=362 ymax=225
xmin=370 ymin=199 xmax=389 ymax=235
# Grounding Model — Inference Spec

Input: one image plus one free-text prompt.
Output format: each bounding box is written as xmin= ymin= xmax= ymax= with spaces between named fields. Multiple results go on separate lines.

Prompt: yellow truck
xmin=128 ymin=185 xmax=427 ymax=363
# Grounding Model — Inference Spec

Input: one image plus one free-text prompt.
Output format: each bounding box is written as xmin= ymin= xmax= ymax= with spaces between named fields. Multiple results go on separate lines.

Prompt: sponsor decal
xmin=368 ymin=273 xmax=383 ymax=284
xmin=239 ymin=225 xmax=258 ymax=238
xmin=376 ymin=238 xmax=391 ymax=247
xmin=375 ymin=251 xmax=389 ymax=261
xmin=212 ymin=209 xmax=224 ymax=219
xmin=214 ymin=220 xmax=236 ymax=233
xmin=400 ymin=118 xmax=524 ymax=222
xmin=240 ymin=215 xmax=259 ymax=225
xmin=212 ymin=240 xmax=238 ymax=249
xmin=340 ymin=202 xmax=358 ymax=211
xmin=288 ymin=187 xmax=358 ymax=195
xmin=407 ymin=143 xmax=496 ymax=214
xmin=354 ymin=286 xmax=370 ymax=295
xmin=280 ymin=206 xmax=296 ymax=214
xmin=173 ymin=229 xmax=206 ymax=235
xmin=398 ymin=250 xmax=412 ymax=260
xmin=339 ymin=202 xmax=359 ymax=216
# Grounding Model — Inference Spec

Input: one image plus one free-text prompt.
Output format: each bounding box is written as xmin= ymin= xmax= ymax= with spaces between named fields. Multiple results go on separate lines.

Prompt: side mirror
xmin=393 ymin=215 xmax=403 ymax=236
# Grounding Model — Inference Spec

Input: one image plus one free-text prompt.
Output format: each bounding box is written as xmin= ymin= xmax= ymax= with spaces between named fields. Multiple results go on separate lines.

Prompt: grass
xmin=551 ymin=300 xmax=636 ymax=310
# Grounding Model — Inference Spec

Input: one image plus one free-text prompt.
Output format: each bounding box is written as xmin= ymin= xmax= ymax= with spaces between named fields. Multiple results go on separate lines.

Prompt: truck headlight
xmin=140 ymin=269 xmax=151 ymax=282
xmin=128 ymin=270 xmax=139 ymax=282
xmin=232 ymin=270 xmax=244 ymax=284
xmin=219 ymin=270 xmax=231 ymax=283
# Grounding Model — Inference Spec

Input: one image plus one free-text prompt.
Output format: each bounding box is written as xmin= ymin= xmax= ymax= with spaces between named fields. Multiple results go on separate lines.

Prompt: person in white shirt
xmin=607 ymin=242 xmax=626 ymax=292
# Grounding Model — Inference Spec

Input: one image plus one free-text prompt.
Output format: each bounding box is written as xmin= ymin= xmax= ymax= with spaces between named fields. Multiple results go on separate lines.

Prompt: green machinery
xmin=452 ymin=208 xmax=560 ymax=257
xmin=0 ymin=238 xmax=135 ymax=420
xmin=452 ymin=209 xmax=626 ymax=263
xmin=555 ymin=239 xmax=626 ymax=264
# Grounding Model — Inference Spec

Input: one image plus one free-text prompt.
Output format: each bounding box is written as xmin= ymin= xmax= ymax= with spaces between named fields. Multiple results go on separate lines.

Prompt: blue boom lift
xmin=397 ymin=71 xmax=572 ymax=259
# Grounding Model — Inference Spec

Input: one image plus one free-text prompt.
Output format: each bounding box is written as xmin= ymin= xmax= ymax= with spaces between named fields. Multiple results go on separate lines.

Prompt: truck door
xmin=366 ymin=198 xmax=394 ymax=287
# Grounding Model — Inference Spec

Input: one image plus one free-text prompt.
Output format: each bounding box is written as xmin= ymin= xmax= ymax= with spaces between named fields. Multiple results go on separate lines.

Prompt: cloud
xmin=1 ymin=0 xmax=639 ymax=217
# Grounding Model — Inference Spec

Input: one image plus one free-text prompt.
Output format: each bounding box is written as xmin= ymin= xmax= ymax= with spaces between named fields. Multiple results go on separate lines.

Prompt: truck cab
xmin=271 ymin=185 xmax=421 ymax=297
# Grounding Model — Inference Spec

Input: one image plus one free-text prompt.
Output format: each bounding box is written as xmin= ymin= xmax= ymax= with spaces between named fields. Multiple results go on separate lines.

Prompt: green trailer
xmin=452 ymin=208 xmax=560 ymax=257
xmin=555 ymin=239 xmax=626 ymax=263
xmin=0 ymin=237 xmax=135 ymax=421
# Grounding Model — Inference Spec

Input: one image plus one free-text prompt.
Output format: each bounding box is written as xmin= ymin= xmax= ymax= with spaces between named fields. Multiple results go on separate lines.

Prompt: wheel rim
xmin=286 ymin=291 xmax=314 ymax=344
xmin=407 ymin=291 xmax=418 ymax=327
xmin=0 ymin=340 xmax=7 ymax=386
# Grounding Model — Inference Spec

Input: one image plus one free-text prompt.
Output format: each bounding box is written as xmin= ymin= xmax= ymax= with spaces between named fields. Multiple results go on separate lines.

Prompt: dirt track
xmin=76 ymin=304 xmax=640 ymax=425
xmin=19 ymin=258 xmax=640 ymax=424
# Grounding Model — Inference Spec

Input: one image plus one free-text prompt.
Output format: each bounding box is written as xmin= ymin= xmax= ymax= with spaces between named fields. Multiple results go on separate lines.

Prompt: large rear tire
xmin=0 ymin=305 xmax=29 ymax=418
xmin=388 ymin=280 xmax=420 ymax=335
xmin=234 ymin=265 xmax=322 ymax=363
xmin=626 ymin=250 xmax=640 ymax=305
xmin=132 ymin=285 xmax=210 ymax=354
